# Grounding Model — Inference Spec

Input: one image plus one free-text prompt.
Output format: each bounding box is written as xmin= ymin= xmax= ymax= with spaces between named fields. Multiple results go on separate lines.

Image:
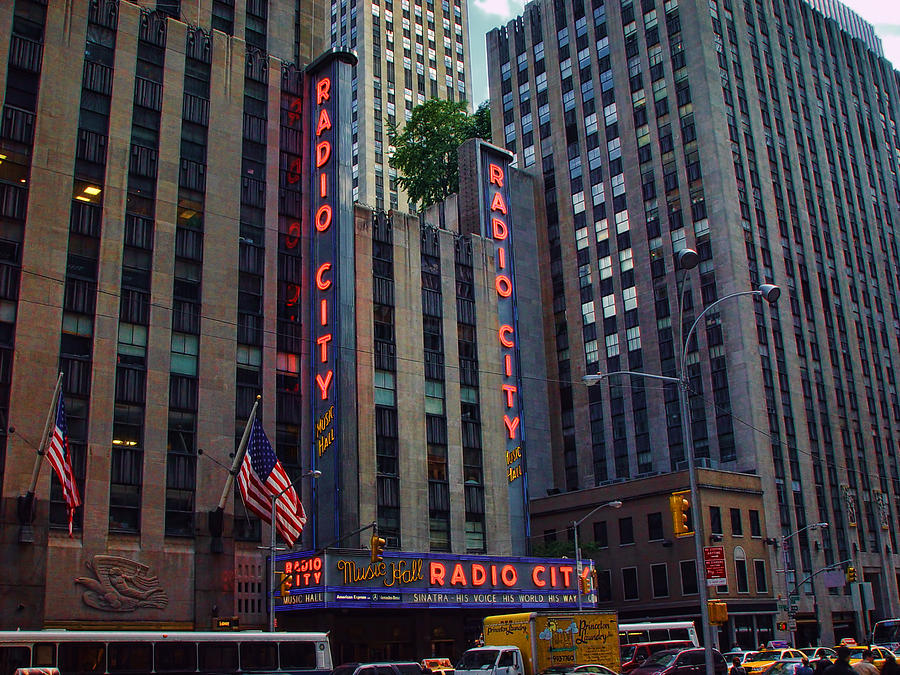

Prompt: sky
xmin=465 ymin=0 xmax=900 ymax=107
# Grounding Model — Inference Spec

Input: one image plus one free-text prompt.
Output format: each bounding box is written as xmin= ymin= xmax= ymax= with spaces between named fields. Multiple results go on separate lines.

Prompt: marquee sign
xmin=274 ymin=550 xmax=595 ymax=611
xmin=477 ymin=141 xmax=529 ymax=552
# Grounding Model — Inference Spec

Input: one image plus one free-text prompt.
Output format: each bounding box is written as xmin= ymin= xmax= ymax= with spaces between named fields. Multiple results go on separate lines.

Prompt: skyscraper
xmin=488 ymin=0 xmax=900 ymax=645
xmin=329 ymin=0 xmax=472 ymax=210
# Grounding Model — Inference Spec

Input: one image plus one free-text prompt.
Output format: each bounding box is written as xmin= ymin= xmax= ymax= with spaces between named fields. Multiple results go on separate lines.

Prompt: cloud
xmin=470 ymin=0 xmax=526 ymax=19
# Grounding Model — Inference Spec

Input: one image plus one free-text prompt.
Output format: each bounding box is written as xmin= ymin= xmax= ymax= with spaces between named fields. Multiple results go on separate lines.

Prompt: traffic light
xmin=777 ymin=622 xmax=788 ymax=631
xmin=370 ymin=532 xmax=387 ymax=563
xmin=579 ymin=574 xmax=591 ymax=594
xmin=707 ymin=600 xmax=728 ymax=624
xmin=846 ymin=566 xmax=857 ymax=582
xmin=669 ymin=490 xmax=693 ymax=537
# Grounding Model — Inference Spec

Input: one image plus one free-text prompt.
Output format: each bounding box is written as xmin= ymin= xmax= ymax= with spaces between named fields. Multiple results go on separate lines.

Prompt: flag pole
xmin=17 ymin=371 xmax=64 ymax=543
xmin=209 ymin=395 xmax=261 ymax=552
xmin=26 ymin=372 xmax=64 ymax=494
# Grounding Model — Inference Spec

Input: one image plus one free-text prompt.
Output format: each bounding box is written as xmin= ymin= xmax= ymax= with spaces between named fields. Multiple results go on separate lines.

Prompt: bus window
xmin=156 ymin=643 xmax=197 ymax=673
xmin=108 ymin=643 xmax=153 ymax=673
xmin=649 ymin=631 xmax=669 ymax=642
xmin=0 ymin=646 xmax=31 ymax=675
xmin=199 ymin=643 xmax=238 ymax=674
xmin=280 ymin=642 xmax=316 ymax=669
xmin=240 ymin=643 xmax=277 ymax=671
xmin=58 ymin=643 xmax=105 ymax=675
xmin=670 ymin=630 xmax=689 ymax=641
xmin=33 ymin=645 xmax=56 ymax=668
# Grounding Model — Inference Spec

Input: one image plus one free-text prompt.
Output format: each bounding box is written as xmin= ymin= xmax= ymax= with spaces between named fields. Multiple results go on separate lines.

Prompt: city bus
xmin=0 ymin=630 xmax=332 ymax=675
xmin=873 ymin=619 xmax=900 ymax=651
xmin=619 ymin=621 xmax=700 ymax=647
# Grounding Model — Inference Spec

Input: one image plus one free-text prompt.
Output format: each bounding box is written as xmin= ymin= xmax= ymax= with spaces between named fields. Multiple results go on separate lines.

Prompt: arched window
xmin=734 ymin=546 xmax=749 ymax=593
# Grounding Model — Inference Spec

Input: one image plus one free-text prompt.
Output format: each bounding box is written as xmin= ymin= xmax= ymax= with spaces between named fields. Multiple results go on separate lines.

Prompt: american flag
xmin=237 ymin=418 xmax=306 ymax=546
xmin=46 ymin=389 xmax=81 ymax=536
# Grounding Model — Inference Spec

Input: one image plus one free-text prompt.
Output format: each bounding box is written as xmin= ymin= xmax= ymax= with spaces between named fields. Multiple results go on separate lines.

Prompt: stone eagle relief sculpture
xmin=75 ymin=555 xmax=168 ymax=612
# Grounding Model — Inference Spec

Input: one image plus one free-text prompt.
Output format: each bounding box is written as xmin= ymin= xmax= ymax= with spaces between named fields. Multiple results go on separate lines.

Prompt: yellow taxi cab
xmin=846 ymin=646 xmax=895 ymax=669
xmin=422 ymin=659 xmax=454 ymax=675
xmin=743 ymin=650 xmax=806 ymax=674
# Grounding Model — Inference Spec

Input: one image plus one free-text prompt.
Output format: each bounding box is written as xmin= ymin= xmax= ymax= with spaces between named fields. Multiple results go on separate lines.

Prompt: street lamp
xmin=573 ymin=499 xmax=623 ymax=611
xmin=583 ymin=249 xmax=780 ymax=675
xmin=778 ymin=521 xmax=828 ymax=645
xmin=267 ymin=469 xmax=321 ymax=632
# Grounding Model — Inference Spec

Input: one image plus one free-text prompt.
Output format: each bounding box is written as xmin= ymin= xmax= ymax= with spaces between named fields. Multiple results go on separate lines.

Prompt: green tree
xmin=388 ymin=99 xmax=492 ymax=210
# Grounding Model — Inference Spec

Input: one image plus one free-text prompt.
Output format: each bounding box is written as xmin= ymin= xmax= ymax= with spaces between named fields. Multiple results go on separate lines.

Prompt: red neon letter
xmin=501 ymin=384 xmax=517 ymax=408
xmin=316 ymin=141 xmax=332 ymax=167
xmin=320 ymin=298 xmax=328 ymax=325
xmin=505 ymin=354 xmax=512 ymax=376
xmin=499 ymin=325 xmax=514 ymax=348
xmin=430 ymin=562 xmax=446 ymax=585
xmin=489 ymin=163 xmax=504 ymax=187
xmin=503 ymin=415 xmax=521 ymax=439
xmin=560 ymin=566 xmax=574 ymax=587
xmin=498 ymin=247 xmax=506 ymax=270
xmin=316 ymin=77 xmax=331 ymax=104
xmin=315 ymin=204 xmax=332 ymax=231
xmin=287 ymin=157 xmax=302 ymax=184
xmin=472 ymin=564 xmax=487 ymax=586
xmin=316 ymin=370 xmax=333 ymax=399
xmin=287 ymin=97 xmax=302 ymax=125
xmin=496 ymin=274 xmax=512 ymax=297
xmin=316 ymin=108 xmax=333 ymax=136
xmin=316 ymin=262 xmax=332 ymax=290
xmin=532 ymin=565 xmax=547 ymax=588
xmin=316 ymin=334 xmax=332 ymax=362
xmin=490 ymin=191 xmax=508 ymax=214
xmin=320 ymin=172 xmax=328 ymax=198
xmin=501 ymin=565 xmax=517 ymax=586
xmin=492 ymin=217 xmax=508 ymax=240
xmin=450 ymin=564 xmax=468 ymax=586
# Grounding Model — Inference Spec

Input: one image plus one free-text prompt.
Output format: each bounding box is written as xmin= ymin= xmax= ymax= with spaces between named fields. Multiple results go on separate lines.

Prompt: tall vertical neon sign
xmin=478 ymin=142 xmax=528 ymax=552
xmin=304 ymin=50 xmax=358 ymax=546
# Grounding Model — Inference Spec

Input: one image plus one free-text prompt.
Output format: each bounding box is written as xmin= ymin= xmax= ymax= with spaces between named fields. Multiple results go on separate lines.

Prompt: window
xmin=651 ymin=563 xmax=669 ymax=597
xmin=425 ymin=379 xmax=444 ymax=414
xmin=618 ymin=516 xmax=634 ymax=545
xmin=593 ymin=520 xmax=608 ymax=548
xmin=374 ymin=370 xmax=395 ymax=406
xmin=681 ymin=559 xmax=698 ymax=595
xmin=734 ymin=546 xmax=749 ymax=593
xmin=749 ymin=509 xmax=761 ymax=537
xmin=647 ymin=512 xmax=663 ymax=541
xmin=709 ymin=506 xmax=722 ymax=534
xmin=754 ymin=559 xmax=767 ymax=592
xmin=596 ymin=569 xmax=612 ymax=601
xmin=623 ymin=567 xmax=639 ymax=600
xmin=730 ymin=507 xmax=743 ymax=536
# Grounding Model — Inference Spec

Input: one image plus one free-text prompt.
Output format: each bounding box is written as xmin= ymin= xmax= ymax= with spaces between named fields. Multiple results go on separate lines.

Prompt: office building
xmin=329 ymin=0 xmax=472 ymax=210
xmin=488 ymin=0 xmax=900 ymax=646
xmin=0 ymin=0 xmax=559 ymax=652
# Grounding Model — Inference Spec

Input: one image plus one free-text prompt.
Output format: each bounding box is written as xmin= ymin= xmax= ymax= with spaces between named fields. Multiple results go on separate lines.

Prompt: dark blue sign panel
xmin=275 ymin=550 xmax=596 ymax=612
xmin=476 ymin=141 xmax=529 ymax=553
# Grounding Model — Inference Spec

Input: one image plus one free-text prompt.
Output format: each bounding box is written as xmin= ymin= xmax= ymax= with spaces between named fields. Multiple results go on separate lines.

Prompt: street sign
xmin=787 ymin=619 xmax=797 ymax=631
xmin=704 ymin=546 xmax=727 ymax=587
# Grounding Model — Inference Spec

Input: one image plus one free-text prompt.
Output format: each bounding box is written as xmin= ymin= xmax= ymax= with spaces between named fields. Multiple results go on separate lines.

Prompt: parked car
xmin=540 ymin=665 xmax=619 ymax=675
xmin=622 ymin=643 xmax=695 ymax=673
xmin=799 ymin=648 xmax=836 ymax=662
xmin=846 ymin=646 xmax=895 ymax=669
xmin=722 ymin=652 xmax=759 ymax=665
xmin=758 ymin=659 xmax=803 ymax=675
xmin=333 ymin=663 xmax=429 ymax=675
xmin=629 ymin=648 xmax=728 ymax=675
xmin=422 ymin=659 xmax=455 ymax=675
xmin=743 ymin=650 xmax=805 ymax=675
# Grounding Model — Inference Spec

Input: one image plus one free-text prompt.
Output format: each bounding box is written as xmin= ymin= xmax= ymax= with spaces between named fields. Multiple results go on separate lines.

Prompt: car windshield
xmin=648 ymin=653 xmax=678 ymax=668
xmin=458 ymin=651 xmax=499 ymax=670
xmin=622 ymin=647 xmax=637 ymax=661
xmin=847 ymin=650 xmax=866 ymax=659
xmin=754 ymin=652 xmax=783 ymax=660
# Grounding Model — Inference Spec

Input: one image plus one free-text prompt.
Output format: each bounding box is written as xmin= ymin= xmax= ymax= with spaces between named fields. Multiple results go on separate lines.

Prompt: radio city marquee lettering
xmin=481 ymin=149 xmax=525 ymax=485
xmin=274 ymin=551 xmax=593 ymax=610
xmin=309 ymin=70 xmax=338 ymax=460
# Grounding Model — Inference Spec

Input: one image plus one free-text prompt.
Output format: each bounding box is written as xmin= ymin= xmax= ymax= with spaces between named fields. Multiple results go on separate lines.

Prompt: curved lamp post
xmin=573 ymin=499 xmax=623 ymax=611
